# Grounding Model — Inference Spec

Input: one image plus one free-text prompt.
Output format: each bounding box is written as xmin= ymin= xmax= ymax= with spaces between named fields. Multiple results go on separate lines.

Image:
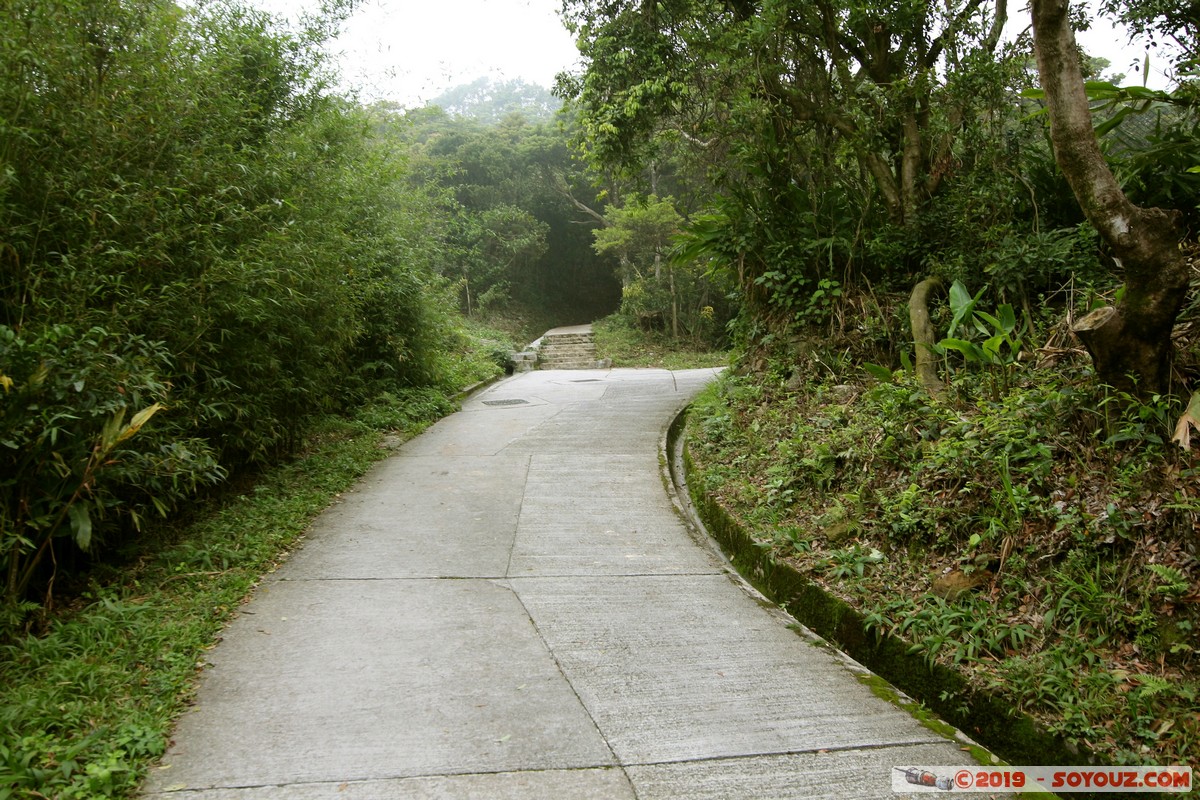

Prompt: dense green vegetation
xmin=0 ymin=5 xmax=549 ymax=792
xmin=0 ymin=0 xmax=481 ymax=611
xmin=0 ymin=1 xmax=649 ymax=791
xmin=559 ymin=0 xmax=1198 ymax=364
xmin=390 ymin=103 xmax=621 ymax=326
xmin=0 ymin=2 xmax=623 ymax=623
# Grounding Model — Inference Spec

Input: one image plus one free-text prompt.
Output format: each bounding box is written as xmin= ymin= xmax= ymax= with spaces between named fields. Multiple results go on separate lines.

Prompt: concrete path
xmin=143 ymin=369 xmax=979 ymax=800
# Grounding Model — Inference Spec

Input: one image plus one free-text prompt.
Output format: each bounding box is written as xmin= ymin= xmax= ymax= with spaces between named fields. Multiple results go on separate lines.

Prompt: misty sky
xmin=251 ymin=0 xmax=580 ymax=105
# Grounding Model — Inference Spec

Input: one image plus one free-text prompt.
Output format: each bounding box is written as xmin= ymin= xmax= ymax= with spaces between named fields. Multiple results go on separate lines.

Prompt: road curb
xmin=665 ymin=403 xmax=1104 ymax=775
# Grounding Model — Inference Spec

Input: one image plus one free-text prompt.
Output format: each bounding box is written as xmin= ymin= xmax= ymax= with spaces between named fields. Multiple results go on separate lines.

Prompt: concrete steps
xmin=509 ymin=325 xmax=610 ymax=372
xmin=538 ymin=331 xmax=598 ymax=369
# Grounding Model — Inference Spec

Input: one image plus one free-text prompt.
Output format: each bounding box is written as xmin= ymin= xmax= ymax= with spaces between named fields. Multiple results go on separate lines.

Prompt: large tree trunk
xmin=1030 ymin=0 xmax=1190 ymax=394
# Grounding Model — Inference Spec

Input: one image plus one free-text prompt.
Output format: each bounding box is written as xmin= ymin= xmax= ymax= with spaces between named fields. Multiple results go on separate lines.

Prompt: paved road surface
xmin=143 ymin=368 xmax=981 ymax=799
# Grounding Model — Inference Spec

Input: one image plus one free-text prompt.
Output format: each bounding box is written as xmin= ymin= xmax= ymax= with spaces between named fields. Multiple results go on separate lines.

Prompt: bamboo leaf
xmin=100 ymin=408 xmax=127 ymax=452
xmin=863 ymin=363 xmax=894 ymax=382
xmin=115 ymin=402 xmax=164 ymax=446
xmin=1123 ymin=86 xmax=1160 ymax=99
xmin=68 ymin=503 xmax=93 ymax=551
xmin=1095 ymin=106 xmax=1134 ymax=137
xmin=1083 ymin=80 xmax=1121 ymax=96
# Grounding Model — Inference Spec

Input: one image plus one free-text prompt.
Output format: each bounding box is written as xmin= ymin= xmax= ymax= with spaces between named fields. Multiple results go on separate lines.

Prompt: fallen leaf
xmin=1171 ymin=391 xmax=1200 ymax=449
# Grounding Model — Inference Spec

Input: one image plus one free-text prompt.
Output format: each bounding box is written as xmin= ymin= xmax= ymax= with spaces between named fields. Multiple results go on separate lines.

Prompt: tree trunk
xmin=1030 ymin=0 xmax=1189 ymax=394
xmin=910 ymin=276 xmax=944 ymax=398
xmin=669 ymin=263 xmax=679 ymax=339
xmin=900 ymin=109 xmax=923 ymax=221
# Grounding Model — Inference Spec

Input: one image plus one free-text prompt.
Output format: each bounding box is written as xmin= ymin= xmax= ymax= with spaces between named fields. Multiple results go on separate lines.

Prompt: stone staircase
xmin=536 ymin=328 xmax=599 ymax=369
xmin=510 ymin=325 xmax=610 ymax=372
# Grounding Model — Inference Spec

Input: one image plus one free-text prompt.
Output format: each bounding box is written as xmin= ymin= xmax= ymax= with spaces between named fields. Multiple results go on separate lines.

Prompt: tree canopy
xmin=390 ymin=103 xmax=621 ymax=325
xmin=559 ymin=0 xmax=1197 ymax=377
xmin=429 ymin=77 xmax=563 ymax=122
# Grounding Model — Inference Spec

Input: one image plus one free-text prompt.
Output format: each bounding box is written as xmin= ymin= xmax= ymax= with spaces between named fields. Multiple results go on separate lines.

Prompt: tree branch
xmin=925 ymin=0 xmax=990 ymax=66
xmin=983 ymin=0 xmax=1008 ymax=53
xmin=547 ymin=169 xmax=610 ymax=227
xmin=1030 ymin=0 xmax=1179 ymax=265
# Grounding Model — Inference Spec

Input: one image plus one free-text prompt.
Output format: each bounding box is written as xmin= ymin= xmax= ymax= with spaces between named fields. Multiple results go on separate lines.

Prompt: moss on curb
xmin=668 ymin=407 xmax=1098 ymax=770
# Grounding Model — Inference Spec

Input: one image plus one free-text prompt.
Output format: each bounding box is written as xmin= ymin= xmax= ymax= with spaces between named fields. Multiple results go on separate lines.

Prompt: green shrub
xmin=0 ymin=325 xmax=223 ymax=605
xmin=0 ymin=0 xmax=470 ymax=604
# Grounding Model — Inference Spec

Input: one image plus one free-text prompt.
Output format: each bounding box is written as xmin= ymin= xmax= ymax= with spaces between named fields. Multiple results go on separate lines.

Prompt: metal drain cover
xmin=571 ymin=379 xmax=602 ymax=383
xmin=482 ymin=398 xmax=529 ymax=406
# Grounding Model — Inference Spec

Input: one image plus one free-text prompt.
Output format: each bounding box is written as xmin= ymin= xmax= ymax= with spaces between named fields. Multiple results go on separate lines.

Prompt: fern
xmin=1146 ymin=564 xmax=1189 ymax=597
xmin=1134 ymin=674 xmax=1174 ymax=699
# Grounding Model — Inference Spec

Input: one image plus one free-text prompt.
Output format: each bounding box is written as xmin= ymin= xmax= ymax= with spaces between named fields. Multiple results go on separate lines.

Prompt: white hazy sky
xmin=252 ymin=0 xmax=1167 ymax=107
xmin=254 ymin=0 xmax=581 ymax=106
xmin=1022 ymin=6 xmax=1172 ymax=89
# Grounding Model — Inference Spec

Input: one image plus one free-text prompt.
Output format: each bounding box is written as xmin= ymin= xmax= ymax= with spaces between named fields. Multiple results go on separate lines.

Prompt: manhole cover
xmin=482 ymin=398 xmax=529 ymax=406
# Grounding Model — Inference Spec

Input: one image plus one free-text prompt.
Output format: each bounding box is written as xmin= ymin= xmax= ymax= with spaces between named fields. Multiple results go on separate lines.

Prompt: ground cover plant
xmin=685 ymin=305 xmax=1200 ymax=767
xmin=593 ymin=314 xmax=729 ymax=370
xmin=0 ymin=379 xmax=487 ymax=798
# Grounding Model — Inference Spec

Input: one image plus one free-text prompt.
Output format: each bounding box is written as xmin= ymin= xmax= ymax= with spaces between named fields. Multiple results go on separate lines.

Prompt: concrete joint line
xmin=272 ymin=576 xmax=512 ymax=582
xmin=505 ymin=583 xmax=632 ymax=787
xmin=147 ymin=764 xmax=631 ymax=797
xmin=493 ymin=405 xmax=566 ymax=457
xmin=617 ymin=738 xmax=955 ymax=770
xmin=507 ymin=571 xmax=723 ymax=582
xmin=502 ymin=454 xmax=534 ymax=580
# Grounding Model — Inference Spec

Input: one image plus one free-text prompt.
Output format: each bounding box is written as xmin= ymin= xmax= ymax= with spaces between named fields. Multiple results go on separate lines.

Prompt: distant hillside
xmin=428 ymin=77 xmax=562 ymax=123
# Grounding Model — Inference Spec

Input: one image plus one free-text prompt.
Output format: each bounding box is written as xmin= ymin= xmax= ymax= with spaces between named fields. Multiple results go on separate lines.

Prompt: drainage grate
xmin=482 ymin=398 xmax=529 ymax=406
xmin=571 ymin=379 xmax=602 ymax=383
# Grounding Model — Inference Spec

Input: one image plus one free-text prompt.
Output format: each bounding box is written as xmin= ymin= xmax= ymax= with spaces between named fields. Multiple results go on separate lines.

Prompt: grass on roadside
xmin=686 ymin=360 xmax=1200 ymax=768
xmin=593 ymin=314 xmax=729 ymax=370
xmin=0 ymin=353 xmax=494 ymax=800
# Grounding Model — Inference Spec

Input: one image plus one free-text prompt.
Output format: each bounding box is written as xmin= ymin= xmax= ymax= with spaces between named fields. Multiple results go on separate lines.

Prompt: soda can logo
xmin=892 ymin=765 xmax=1193 ymax=793
xmin=893 ymin=767 xmax=956 ymax=792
